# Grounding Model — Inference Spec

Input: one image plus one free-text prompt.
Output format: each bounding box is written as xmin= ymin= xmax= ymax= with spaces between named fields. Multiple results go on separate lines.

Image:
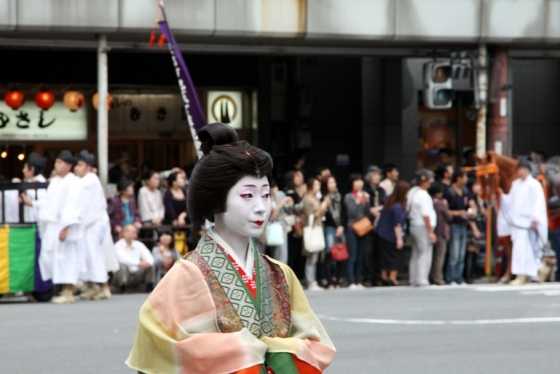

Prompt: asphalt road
xmin=2 ymin=283 xmax=560 ymax=374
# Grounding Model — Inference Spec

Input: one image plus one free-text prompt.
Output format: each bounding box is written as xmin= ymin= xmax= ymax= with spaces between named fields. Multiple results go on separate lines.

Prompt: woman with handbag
xmin=303 ymin=178 xmax=330 ymax=290
xmin=344 ymin=174 xmax=371 ymax=289
xmin=322 ymin=176 xmax=345 ymax=288
xmin=375 ymin=181 xmax=410 ymax=286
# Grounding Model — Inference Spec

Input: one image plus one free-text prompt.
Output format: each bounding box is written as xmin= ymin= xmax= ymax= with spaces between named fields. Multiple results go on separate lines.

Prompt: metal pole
xmin=97 ymin=35 xmax=109 ymax=186
xmin=476 ymin=44 xmax=488 ymax=158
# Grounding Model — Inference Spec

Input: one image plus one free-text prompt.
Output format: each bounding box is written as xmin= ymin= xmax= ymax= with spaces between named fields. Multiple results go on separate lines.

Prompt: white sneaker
xmin=449 ymin=282 xmax=458 ymax=287
xmin=349 ymin=284 xmax=364 ymax=290
xmin=307 ymin=282 xmax=323 ymax=291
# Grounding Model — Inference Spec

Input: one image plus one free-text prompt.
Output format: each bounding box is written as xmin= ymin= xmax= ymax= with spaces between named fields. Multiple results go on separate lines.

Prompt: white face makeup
xmin=218 ymin=175 xmax=272 ymax=239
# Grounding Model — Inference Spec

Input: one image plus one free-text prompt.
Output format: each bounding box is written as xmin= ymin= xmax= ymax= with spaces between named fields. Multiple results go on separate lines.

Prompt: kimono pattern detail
xmin=187 ymin=235 xmax=291 ymax=338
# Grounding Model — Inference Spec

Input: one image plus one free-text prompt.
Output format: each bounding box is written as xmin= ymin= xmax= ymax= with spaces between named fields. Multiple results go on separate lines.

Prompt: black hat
xmin=77 ymin=150 xmax=95 ymax=166
xmin=27 ymin=152 xmax=46 ymax=171
xmin=56 ymin=150 xmax=76 ymax=165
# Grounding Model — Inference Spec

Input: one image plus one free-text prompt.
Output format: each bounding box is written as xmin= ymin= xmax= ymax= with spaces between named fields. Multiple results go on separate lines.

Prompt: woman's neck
xmin=213 ymin=217 xmax=250 ymax=261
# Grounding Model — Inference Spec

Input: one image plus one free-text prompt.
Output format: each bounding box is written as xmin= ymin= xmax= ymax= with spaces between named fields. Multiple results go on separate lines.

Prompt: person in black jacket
xmin=363 ymin=166 xmax=387 ymax=286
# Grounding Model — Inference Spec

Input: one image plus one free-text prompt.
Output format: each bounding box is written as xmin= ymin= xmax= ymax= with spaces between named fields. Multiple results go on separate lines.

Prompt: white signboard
xmin=0 ymin=102 xmax=87 ymax=141
xmin=207 ymin=91 xmax=243 ymax=129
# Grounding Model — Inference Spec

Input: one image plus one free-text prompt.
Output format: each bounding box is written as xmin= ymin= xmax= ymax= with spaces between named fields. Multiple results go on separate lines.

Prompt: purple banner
xmin=158 ymin=15 xmax=205 ymax=158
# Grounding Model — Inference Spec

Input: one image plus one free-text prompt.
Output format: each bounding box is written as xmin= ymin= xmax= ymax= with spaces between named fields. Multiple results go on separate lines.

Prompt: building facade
xmin=1 ymin=0 xmax=559 ymax=186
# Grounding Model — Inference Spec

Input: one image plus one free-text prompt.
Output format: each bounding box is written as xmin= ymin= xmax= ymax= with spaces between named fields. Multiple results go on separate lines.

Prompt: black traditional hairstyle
xmin=187 ymin=123 xmax=273 ymax=228
xmin=197 ymin=122 xmax=239 ymax=155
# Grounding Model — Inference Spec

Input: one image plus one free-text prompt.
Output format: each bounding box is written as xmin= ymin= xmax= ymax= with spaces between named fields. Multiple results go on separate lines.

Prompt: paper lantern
xmin=35 ymin=90 xmax=55 ymax=111
xmin=63 ymin=91 xmax=85 ymax=112
xmin=4 ymin=90 xmax=25 ymax=110
xmin=92 ymin=92 xmax=113 ymax=110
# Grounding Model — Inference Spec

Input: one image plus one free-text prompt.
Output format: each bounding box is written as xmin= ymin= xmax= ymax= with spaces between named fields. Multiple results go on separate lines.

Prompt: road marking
xmin=319 ymin=315 xmax=560 ymax=326
xmin=520 ymin=290 xmax=560 ymax=296
xmin=472 ymin=284 xmax=560 ymax=292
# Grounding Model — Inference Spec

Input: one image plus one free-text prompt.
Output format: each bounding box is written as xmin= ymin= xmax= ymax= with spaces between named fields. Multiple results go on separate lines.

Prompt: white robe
xmin=500 ymin=176 xmax=548 ymax=277
xmin=23 ymin=174 xmax=47 ymax=223
xmin=38 ymin=173 xmax=85 ymax=285
xmin=77 ymin=172 xmax=118 ymax=283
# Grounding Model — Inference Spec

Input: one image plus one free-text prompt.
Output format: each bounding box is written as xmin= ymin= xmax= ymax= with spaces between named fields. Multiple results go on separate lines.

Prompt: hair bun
xmin=197 ymin=122 xmax=239 ymax=156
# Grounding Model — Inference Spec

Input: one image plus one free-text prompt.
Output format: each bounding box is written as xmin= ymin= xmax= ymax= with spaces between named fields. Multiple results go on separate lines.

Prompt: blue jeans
xmin=550 ymin=228 xmax=560 ymax=281
xmin=446 ymin=224 xmax=468 ymax=283
xmin=325 ymin=226 xmax=337 ymax=250
xmin=346 ymin=227 xmax=369 ymax=284
xmin=321 ymin=226 xmax=338 ymax=283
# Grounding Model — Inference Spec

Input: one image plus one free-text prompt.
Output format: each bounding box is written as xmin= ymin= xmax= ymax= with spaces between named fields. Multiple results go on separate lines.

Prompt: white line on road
xmin=319 ymin=315 xmax=560 ymax=326
xmin=520 ymin=290 xmax=560 ymax=296
xmin=472 ymin=283 xmax=560 ymax=292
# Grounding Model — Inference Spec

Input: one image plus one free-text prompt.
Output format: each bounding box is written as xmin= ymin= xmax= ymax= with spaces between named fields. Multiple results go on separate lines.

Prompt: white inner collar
xmin=208 ymin=229 xmax=254 ymax=277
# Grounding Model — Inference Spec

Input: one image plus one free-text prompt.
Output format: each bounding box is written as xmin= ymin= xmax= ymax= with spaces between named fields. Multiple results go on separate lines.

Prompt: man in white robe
xmin=74 ymin=150 xmax=118 ymax=300
xmin=37 ymin=150 xmax=84 ymax=304
xmin=21 ymin=152 xmax=48 ymax=223
xmin=500 ymin=160 xmax=548 ymax=285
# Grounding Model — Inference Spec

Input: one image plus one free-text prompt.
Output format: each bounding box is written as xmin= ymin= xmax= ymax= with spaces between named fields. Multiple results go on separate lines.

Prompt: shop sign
xmin=0 ymin=102 xmax=87 ymax=141
xmin=207 ymin=91 xmax=243 ymax=129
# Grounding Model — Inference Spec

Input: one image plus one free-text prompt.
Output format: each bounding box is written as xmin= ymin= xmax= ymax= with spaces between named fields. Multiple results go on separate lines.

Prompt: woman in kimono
xmin=127 ymin=123 xmax=335 ymax=374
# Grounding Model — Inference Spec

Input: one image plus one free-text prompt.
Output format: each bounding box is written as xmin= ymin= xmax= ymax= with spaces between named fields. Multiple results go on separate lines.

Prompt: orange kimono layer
xmin=127 ymin=232 xmax=335 ymax=374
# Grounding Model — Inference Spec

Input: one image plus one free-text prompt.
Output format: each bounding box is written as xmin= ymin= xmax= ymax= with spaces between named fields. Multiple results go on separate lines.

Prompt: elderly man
xmin=112 ymin=224 xmax=155 ymax=292
xmin=500 ymin=160 xmax=548 ymax=285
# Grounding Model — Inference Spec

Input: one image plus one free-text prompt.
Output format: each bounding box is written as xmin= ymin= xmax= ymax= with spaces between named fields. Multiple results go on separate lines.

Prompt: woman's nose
xmin=253 ymin=197 xmax=267 ymax=215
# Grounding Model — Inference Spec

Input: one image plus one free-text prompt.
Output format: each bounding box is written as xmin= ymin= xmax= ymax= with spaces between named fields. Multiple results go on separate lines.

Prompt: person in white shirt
xmin=500 ymin=160 xmax=548 ymax=285
xmin=21 ymin=152 xmax=48 ymax=223
xmin=138 ymin=170 xmax=165 ymax=225
xmin=74 ymin=150 xmax=119 ymax=300
xmin=113 ymin=224 xmax=155 ymax=292
xmin=380 ymin=164 xmax=399 ymax=197
xmin=407 ymin=169 xmax=437 ymax=287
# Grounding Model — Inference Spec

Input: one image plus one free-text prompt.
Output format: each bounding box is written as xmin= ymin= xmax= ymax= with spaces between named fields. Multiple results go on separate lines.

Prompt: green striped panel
xmin=8 ymin=226 xmax=36 ymax=292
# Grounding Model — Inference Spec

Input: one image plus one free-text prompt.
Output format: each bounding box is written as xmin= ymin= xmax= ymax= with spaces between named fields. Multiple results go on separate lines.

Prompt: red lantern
xmin=92 ymin=92 xmax=113 ymax=110
xmin=4 ymin=90 xmax=25 ymax=110
xmin=35 ymin=90 xmax=55 ymax=111
xmin=63 ymin=91 xmax=85 ymax=112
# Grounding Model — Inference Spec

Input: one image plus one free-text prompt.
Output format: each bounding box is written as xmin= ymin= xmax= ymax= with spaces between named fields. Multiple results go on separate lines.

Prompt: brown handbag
xmin=351 ymin=216 xmax=374 ymax=237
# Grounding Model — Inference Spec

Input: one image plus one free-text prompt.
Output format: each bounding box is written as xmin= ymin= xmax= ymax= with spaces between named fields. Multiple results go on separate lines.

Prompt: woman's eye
xmin=240 ymin=193 xmax=253 ymax=199
xmin=263 ymin=193 xmax=271 ymax=199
